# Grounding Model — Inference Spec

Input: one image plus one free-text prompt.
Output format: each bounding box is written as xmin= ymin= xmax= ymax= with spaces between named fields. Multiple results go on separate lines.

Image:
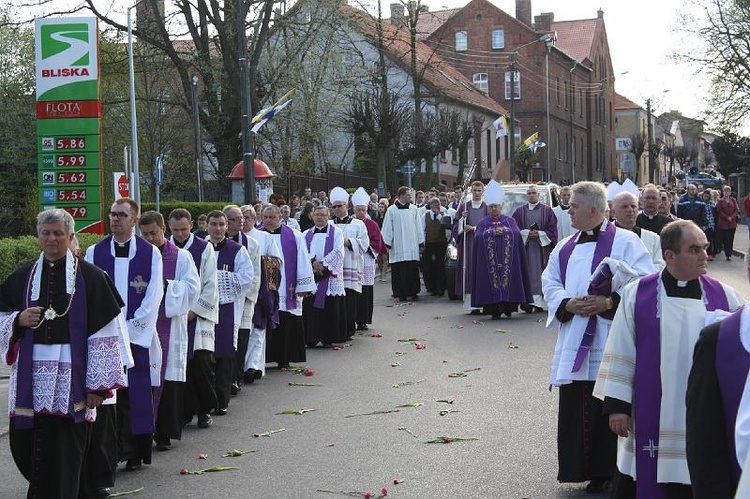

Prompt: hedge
xmin=0 ymin=233 xmax=105 ymax=283
xmin=141 ymin=202 xmax=231 ymax=223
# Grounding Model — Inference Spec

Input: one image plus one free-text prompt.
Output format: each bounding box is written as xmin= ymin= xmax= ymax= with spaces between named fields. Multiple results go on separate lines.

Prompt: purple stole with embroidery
xmin=153 ymin=240 xmax=178 ymax=418
xmin=94 ymin=235 xmax=155 ymax=435
xmin=304 ymin=226 xmax=335 ymax=309
xmin=183 ymin=235 xmax=207 ymax=359
xmin=279 ymin=225 xmax=299 ymax=311
xmin=14 ymin=258 xmax=89 ymax=429
xmin=634 ymin=272 xmax=728 ymax=499
xmin=558 ymin=221 xmax=616 ymax=372
xmin=215 ymin=239 xmax=241 ymax=359
xmin=716 ymin=305 xmax=750 ymax=483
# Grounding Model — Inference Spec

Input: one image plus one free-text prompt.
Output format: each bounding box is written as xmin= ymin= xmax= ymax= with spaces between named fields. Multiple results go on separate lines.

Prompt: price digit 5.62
xmin=57 ymin=172 xmax=87 ymax=184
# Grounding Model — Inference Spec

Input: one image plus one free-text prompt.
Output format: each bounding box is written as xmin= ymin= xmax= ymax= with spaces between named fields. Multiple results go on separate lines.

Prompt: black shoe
xmin=357 ymin=323 xmax=369 ymax=330
xmin=197 ymin=414 xmax=213 ymax=428
xmin=231 ymin=382 xmax=241 ymax=395
xmin=244 ymin=369 xmax=257 ymax=383
xmin=214 ymin=407 xmax=228 ymax=416
xmin=503 ymin=311 xmax=513 ymax=318
xmin=94 ymin=487 xmax=111 ymax=498
xmin=253 ymin=369 xmax=262 ymax=380
xmin=585 ymin=478 xmax=611 ymax=493
xmin=519 ymin=303 xmax=533 ymax=313
xmin=470 ymin=309 xmax=482 ymax=315
xmin=124 ymin=459 xmax=142 ymax=471
xmin=155 ymin=439 xmax=171 ymax=451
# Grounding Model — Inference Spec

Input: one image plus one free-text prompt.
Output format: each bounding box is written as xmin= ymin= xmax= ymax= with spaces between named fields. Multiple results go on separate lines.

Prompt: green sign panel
xmin=38 ymin=152 xmax=101 ymax=170
xmin=37 ymin=117 xmax=100 ymax=136
xmin=39 ymin=169 xmax=101 ymax=188
xmin=39 ymin=186 xmax=102 ymax=205
xmin=37 ymin=134 xmax=101 ymax=154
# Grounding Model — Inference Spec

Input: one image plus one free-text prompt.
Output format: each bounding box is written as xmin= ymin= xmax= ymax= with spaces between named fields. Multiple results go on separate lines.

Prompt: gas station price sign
xmin=39 ymin=152 xmax=100 ymax=170
xmin=39 ymin=134 xmax=100 ymax=153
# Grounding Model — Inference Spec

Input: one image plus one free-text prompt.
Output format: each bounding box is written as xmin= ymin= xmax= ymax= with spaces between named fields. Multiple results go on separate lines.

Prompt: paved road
xmin=0 ymin=255 xmax=748 ymax=499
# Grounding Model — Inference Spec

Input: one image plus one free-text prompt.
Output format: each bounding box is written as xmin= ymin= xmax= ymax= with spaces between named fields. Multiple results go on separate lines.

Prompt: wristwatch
xmin=604 ymin=296 xmax=614 ymax=310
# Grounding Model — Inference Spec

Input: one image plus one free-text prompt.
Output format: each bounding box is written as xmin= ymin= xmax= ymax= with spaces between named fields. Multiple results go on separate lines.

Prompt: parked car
xmin=443 ymin=183 xmax=561 ymax=301
xmin=685 ymin=171 xmax=725 ymax=189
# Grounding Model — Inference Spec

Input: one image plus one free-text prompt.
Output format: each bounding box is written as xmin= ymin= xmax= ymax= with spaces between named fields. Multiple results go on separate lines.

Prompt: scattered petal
xmin=333 ymin=346 xmax=341 ymax=351
xmin=472 ymin=320 xmax=484 ymax=326
xmin=198 ymin=453 xmax=208 ymax=460
xmin=180 ymin=468 xmax=189 ymax=475
xmin=304 ymin=369 xmax=315 ymax=377
xmin=508 ymin=341 xmax=519 ymax=349
xmin=381 ymin=487 xmax=389 ymax=496
xmin=414 ymin=343 xmax=426 ymax=350
xmin=391 ymin=362 xmax=401 ymax=367
xmin=363 ymin=492 xmax=372 ymax=499
xmin=369 ymin=333 xmax=383 ymax=338
xmin=393 ymin=479 xmax=404 ymax=485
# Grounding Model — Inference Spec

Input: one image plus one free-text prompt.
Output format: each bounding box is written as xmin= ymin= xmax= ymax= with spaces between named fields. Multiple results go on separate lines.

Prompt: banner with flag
xmin=520 ymin=132 xmax=546 ymax=153
xmin=251 ymin=88 xmax=295 ymax=134
xmin=493 ymin=115 xmax=508 ymax=138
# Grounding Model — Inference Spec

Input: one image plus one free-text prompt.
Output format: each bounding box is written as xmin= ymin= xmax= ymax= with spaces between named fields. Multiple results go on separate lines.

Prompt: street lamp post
xmin=237 ymin=0 xmax=255 ymax=204
xmin=191 ymin=75 xmax=203 ymax=202
xmin=544 ymin=35 xmax=554 ymax=182
xmin=126 ymin=1 xmax=145 ymax=207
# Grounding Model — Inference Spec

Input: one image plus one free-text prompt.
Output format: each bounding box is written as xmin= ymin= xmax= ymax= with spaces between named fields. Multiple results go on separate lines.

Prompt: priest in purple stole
xmin=206 ymin=210 xmax=253 ymax=416
xmin=470 ymin=181 xmax=533 ymax=318
xmin=261 ymin=205 xmax=316 ymax=369
xmin=687 ymin=302 xmax=750 ymax=498
xmin=511 ymin=184 xmax=557 ymax=311
xmin=168 ymin=209 xmax=219 ymax=431
xmin=85 ymin=198 xmax=163 ymax=480
xmin=542 ymin=182 xmax=654 ymax=494
xmin=452 ymin=180 xmax=488 ymax=312
xmin=594 ymin=220 xmax=742 ymax=498
xmin=0 ymin=209 xmax=128 ymax=499
xmin=139 ymin=212 xmax=200 ymax=451
xmin=303 ymin=206 xmax=347 ymax=346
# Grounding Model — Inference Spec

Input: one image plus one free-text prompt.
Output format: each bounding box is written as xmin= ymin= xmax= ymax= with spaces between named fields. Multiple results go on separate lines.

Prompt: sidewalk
xmin=732 ymin=223 xmax=749 ymax=259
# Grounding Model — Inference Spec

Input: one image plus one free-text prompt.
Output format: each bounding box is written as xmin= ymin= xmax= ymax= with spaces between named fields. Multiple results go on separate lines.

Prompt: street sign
xmin=113 ymin=172 xmax=130 ymax=200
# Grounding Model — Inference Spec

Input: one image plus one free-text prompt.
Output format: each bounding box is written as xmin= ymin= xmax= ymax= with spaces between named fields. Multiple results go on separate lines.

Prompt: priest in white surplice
xmin=138 ymin=211 xmax=200 ymax=451
xmin=224 ymin=204 xmax=260 ymax=393
xmin=611 ymin=191 xmax=666 ymax=271
xmin=85 ymin=198 xmax=164 ymax=478
xmin=541 ymin=181 xmax=654 ymax=494
xmin=261 ymin=204 xmax=316 ymax=369
xmin=330 ymin=186 xmax=369 ymax=338
xmin=242 ymin=205 xmax=282 ymax=380
xmin=593 ymin=220 xmax=742 ymax=498
xmin=382 ymin=186 xmax=425 ymax=302
xmin=206 ymin=210 xmax=253 ymax=416
xmin=168 ymin=208 xmax=219 ymax=430
xmin=553 ymin=185 xmax=574 ymax=240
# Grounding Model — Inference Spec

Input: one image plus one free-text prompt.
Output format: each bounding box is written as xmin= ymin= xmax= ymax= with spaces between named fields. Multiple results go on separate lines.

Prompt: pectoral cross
xmin=642 ymin=439 xmax=658 ymax=458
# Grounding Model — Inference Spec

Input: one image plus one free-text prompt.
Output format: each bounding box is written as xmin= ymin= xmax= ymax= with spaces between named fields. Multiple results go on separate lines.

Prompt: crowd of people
xmin=2 ymin=176 xmax=750 ymax=498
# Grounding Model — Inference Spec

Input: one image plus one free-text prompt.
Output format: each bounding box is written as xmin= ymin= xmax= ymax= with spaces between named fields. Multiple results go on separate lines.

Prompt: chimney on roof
xmin=516 ymin=0 xmax=532 ymax=27
xmin=391 ymin=3 xmax=404 ymax=26
xmin=534 ymin=12 xmax=554 ymax=33
xmin=598 ymin=9 xmax=604 ymax=19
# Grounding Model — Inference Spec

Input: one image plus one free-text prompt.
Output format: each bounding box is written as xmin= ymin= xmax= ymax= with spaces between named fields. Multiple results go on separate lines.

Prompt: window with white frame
xmin=504 ymin=71 xmax=521 ymax=100
xmin=455 ymin=31 xmax=468 ymax=51
xmin=473 ymin=73 xmax=488 ymax=93
xmin=491 ymin=29 xmax=505 ymax=49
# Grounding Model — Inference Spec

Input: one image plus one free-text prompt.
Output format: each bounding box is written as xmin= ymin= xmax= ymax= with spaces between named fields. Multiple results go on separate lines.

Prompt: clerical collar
xmin=560 ymin=204 xmax=569 ymax=211
xmin=614 ymin=222 xmax=641 ymax=236
xmin=211 ymin=238 xmax=227 ymax=251
xmin=44 ymin=254 xmax=67 ymax=268
xmin=395 ymin=201 xmax=410 ymax=209
xmin=114 ymin=238 xmax=131 ymax=257
xmin=266 ymin=227 xmax=282 ymax=235
xmin=314 ymin=226 xmax=328 ymax=234
xmin=662 ymin=270 xmax=701 ymax=299
xmin=471 ymin=200 xmax=483 ymax=208
xmin=576 ymin=222 xmax=604 ymax=244
xmin=528 ymin=202 xmax=539 ymax=209
xmin=174 ymin=238 xmax=188 ymax=249
xmin=229 ymin=232 xmax=241 ymax=243
xmin=334 ymin=216 xmax=351 ymax=224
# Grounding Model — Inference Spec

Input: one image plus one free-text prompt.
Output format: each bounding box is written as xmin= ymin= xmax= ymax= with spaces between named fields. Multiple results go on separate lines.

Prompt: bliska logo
xmin=40 ymin=23 xmax=91 ymax=78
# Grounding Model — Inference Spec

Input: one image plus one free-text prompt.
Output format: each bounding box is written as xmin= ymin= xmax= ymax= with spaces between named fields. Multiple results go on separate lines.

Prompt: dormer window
xmin=473 ymin=73 xmax=488 ymax=93
xmin=455 ymin=31 xmax=468 ymax=51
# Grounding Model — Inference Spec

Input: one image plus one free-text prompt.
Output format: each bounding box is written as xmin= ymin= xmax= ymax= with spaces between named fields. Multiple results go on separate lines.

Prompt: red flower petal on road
xmin=363 ymin=492 xmax=372 ymax=499
xmin=304 ymin=369 xmax=314 ymax=376
xmin=180 ymin=468 xmax=189 ymax=475
xmin=381 ymin=486 xmax=389 ymax=496
xmin=393 ymin=479 xmax=404 ymax=485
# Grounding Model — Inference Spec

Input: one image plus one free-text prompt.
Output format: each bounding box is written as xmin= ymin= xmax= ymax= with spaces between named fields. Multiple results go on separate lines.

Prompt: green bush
xmin=0 ymin=233 xmax=105 ymax=283
xmin=141 ymin=202 xmax=229 ymax=223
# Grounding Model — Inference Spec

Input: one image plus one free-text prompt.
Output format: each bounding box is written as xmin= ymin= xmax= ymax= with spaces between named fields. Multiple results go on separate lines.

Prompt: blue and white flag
xmin=493 ymin=115 xmax=509 ymax=138
xmin=251 ymin=88 xmax=295 ymax=134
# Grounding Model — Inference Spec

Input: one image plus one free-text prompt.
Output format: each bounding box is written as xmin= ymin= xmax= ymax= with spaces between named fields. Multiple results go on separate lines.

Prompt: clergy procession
xmin=3 ymin=178 xmax=750 ymax=498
